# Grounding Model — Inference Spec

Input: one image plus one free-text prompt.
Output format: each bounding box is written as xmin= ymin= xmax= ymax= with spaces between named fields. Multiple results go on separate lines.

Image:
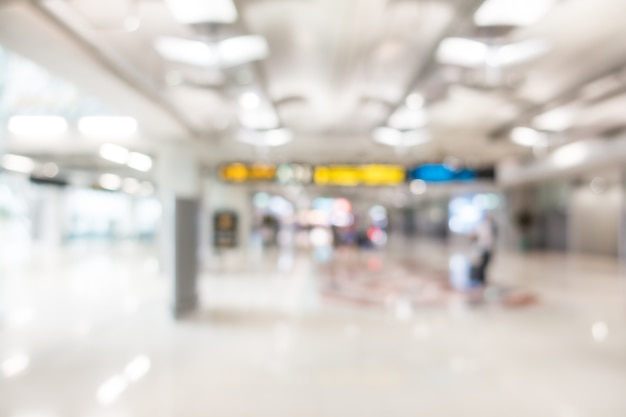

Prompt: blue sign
xmin=408 ymin=164 xmax=476 ymax=183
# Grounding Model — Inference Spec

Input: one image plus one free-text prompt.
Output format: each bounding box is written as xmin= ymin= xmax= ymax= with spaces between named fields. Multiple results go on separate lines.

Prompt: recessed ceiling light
xmin=372 ymin=127 xmax=431 ymax=147
xmin=510 ymin=127 xmax=548 ymax=147
xmin=239 ymin=108 xmax=280 ymax=130
xmin=237 ymin=128 xmax=293 ymax=147
xmin=154 ymin=35 xmax=268 ymax=69
xmin=79 ymin=116 xmax=138 ymax=138
xmin=154 ymin=37 xmax=218 ymax=67
xmin=99 ymin=174 xmax=122 ymax=191
xmin=218 ymin=35 xmax=269 ymax=68
xmin=127 ymin=152 xmax=153 ymax=172
xmin=8 ymin=115 xmax=67 ymax=137
xmin=533 ymin=107 xmax=576 ymax=132
xmin=437 ymin=37 xmax=488 ymax=68
xmin=474 ymin=0 xmax=555 ymax=27
xmin=406 ymin=93 xmax=424 ymax=110
xmin=496 ymin=39 xmax=550 ymax=67
xmin=163 ymin=0 xmax=238 ymax=24
xmin=1 ymin=154 xmax=36 ymax=174
xmin=239 ymin=92 xmax=261 ymax=109
xmin=388 ymin=107 xmax=428 ymax=130
xmin=99 ymin=144 xmax=130 ymax=164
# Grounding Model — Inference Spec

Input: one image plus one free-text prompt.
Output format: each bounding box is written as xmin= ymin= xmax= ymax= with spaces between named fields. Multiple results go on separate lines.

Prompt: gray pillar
xmin=158 ymin=145 xmax=201 ymax=318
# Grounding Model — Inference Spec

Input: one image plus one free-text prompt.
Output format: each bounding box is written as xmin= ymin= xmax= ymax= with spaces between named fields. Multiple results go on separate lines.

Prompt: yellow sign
xmin=314 ymin=165 xmax=405 ymax=186
xmin=219 ymin=163 xmax=276 ymax=182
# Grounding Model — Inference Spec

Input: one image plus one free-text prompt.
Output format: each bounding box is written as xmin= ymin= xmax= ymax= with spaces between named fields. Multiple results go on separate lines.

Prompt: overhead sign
xmin=408 ymin=164 xmax=476 ymax=183
xmin=219 ymin=162 xmax=494 ymax=185
xmin=314 ymin=164 xmax=405 ymax=187
xmin=219 ymin=163 xmax=276 ymax=183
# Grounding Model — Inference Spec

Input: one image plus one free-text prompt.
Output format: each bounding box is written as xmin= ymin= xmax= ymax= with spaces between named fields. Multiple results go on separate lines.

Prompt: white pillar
xmin=158 ymin=144 xmax=201 ymax=318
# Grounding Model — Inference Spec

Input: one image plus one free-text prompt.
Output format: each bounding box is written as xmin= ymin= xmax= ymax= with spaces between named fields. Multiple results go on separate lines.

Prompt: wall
xmin=568 ymin=183 xmax=621 ymax=256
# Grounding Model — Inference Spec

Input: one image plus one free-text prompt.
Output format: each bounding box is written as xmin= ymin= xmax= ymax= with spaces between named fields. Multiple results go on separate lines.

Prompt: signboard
xmin=213 ymin=211 xmax=238 ymax=249
xmin=218 ymin=162 xmax=494 ymax=186
xmin=314 ymin=164 xmax=405 ymax=187
xmin=219 ymin=163 xmax=276 ymax=183
xmin=408 ymin=164 xmax=476 ymax=183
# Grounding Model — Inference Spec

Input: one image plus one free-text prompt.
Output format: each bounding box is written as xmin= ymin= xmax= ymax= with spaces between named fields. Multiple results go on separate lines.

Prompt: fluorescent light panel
xmin=474 ymin=0 xmax=555 ymax=27
xmin=8 ymin=116 xmax=67 ymax=137
xmin=496 ymin=40 xmax=550 ymax=67
xmin=154 ymin=35 xmax=268 ymax=68
xmin=437 ymin=38 xmax=488 ymax=68
xmin=99 ymin=174 xmax=122 ymax=191
xmin=79 ymin=116 xmax=138 ymax=138
xmin=99 ymin=144 xmax=129 ymax=164
xmin=237 ymin=128 xmax=293 ymax=147
xmin=218 ymin=35 xmax=269 ymax=68
xmin=2 ymin=154 xmax=36 ymax=174
xmin=533 ymin=107 xmax=577 ymax=132
xmin=437 ymin=37 xmax=549 ymax=68
xmin=154 ymin=37 xmax=218 ymax=67
xmin=127 ymin=152 xmax=153 ymax=172
xmin=239 ymin=108 xmax=280 ymax=130
xmin=388 ymin=107 xmax=428 ymax=130
xmin=372 ymin=127 xmax=431 ymax=147
xmin=163 ymin=0 xmax=238 ymax=24
xmin=510 ymin=127 xmax=548 ymax=147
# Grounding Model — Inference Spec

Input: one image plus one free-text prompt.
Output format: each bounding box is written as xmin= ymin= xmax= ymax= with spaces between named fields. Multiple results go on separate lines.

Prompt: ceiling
xmin=2 ymin=0 xmax=626 ymax=168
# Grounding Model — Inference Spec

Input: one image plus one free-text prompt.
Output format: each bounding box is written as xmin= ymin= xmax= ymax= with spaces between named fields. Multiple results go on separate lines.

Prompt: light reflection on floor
xmin=0 ymin=240 xmax=625 ymax=417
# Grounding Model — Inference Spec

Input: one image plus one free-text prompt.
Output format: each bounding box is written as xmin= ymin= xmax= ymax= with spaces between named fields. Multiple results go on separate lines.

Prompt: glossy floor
xmin=1 ymin=240 xmax=625 ymax=417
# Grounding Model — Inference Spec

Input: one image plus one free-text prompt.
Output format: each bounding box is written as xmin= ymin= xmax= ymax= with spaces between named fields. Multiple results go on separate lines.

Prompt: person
xmin=471 ymin=212 xmax=497 ymax=287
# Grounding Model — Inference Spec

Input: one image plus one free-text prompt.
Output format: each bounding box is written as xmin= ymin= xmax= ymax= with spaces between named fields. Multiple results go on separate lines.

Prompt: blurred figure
xmin=471 ymin=212 xmax=497 ymax=287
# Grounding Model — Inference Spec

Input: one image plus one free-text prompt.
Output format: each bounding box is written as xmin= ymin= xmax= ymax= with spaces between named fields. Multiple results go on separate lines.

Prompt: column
xmin=158 ymin=144 xmax=201 ymax=319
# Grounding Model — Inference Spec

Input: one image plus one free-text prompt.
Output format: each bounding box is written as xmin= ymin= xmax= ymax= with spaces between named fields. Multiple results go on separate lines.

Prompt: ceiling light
xmin=218 ymin=35 xmax=269 ymax=68
xmin=474 ymin=0 xmax=555 ymax=27
xmin=496 ymin=39 xmax=550 ymax=67
xmin=388 ymin=107 xmax=428 ymax=130
xmin=154 ymin=37 xmax=218 ymax=67
xmin=437 ymin=37 xmax=488 ymax=68
xmin=124 ymin=355 xmax=151 ymax=382
xmin=99 ymin=174 xmax=122 ymax=191
xmin=237 ymin=128 xmax=293 ymax=147
xmin=163 ymin=0 xmax=237 ymax=24
xmin=406 ymin=93 xmax=424 ymax=110
xmin=99 ymin=144 xmax=130 ymax=164
xmin=1 ymin=154 xmax=36 ymax=174
xmin=97 ymin=375 xmax=128 ymax=404
xmin=533 ymin=107 xmax=577 ymax=132
xmin=239 ymin=109 xmax=280 ymax=130
xmin=510 ymin=127 xmax=548 ymax=147
xmin=372 ymin=127 xmax=431 ymax=147
xmin=127 ymin=152 xmax=153 ymax=172
xmin=79 ymin=116 xmax=138 ymax=138
xmin=154 ymin=35 xmax=268 ymax=69
xmin=552 ymin=141 xmax=588 ymax=168
xmin=8 ymin=115 xmax=67 ymax=137
xmin=239 ymin=92 xmax=261 ymax=109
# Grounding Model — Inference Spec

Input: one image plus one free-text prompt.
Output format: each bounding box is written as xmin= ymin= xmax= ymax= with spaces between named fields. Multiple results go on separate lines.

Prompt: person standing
xmin=472 ymin=212 xmax=497 ymax=287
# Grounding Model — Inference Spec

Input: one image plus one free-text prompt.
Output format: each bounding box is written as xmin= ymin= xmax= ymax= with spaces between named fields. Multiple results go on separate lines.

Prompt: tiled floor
xmin=1 ymin=240 xmax=625 ymax=417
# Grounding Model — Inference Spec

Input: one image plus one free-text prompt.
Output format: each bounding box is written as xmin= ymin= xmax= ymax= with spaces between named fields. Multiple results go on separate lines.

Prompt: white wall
xmin=568 ymin=184 xmax=621 ymax=256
